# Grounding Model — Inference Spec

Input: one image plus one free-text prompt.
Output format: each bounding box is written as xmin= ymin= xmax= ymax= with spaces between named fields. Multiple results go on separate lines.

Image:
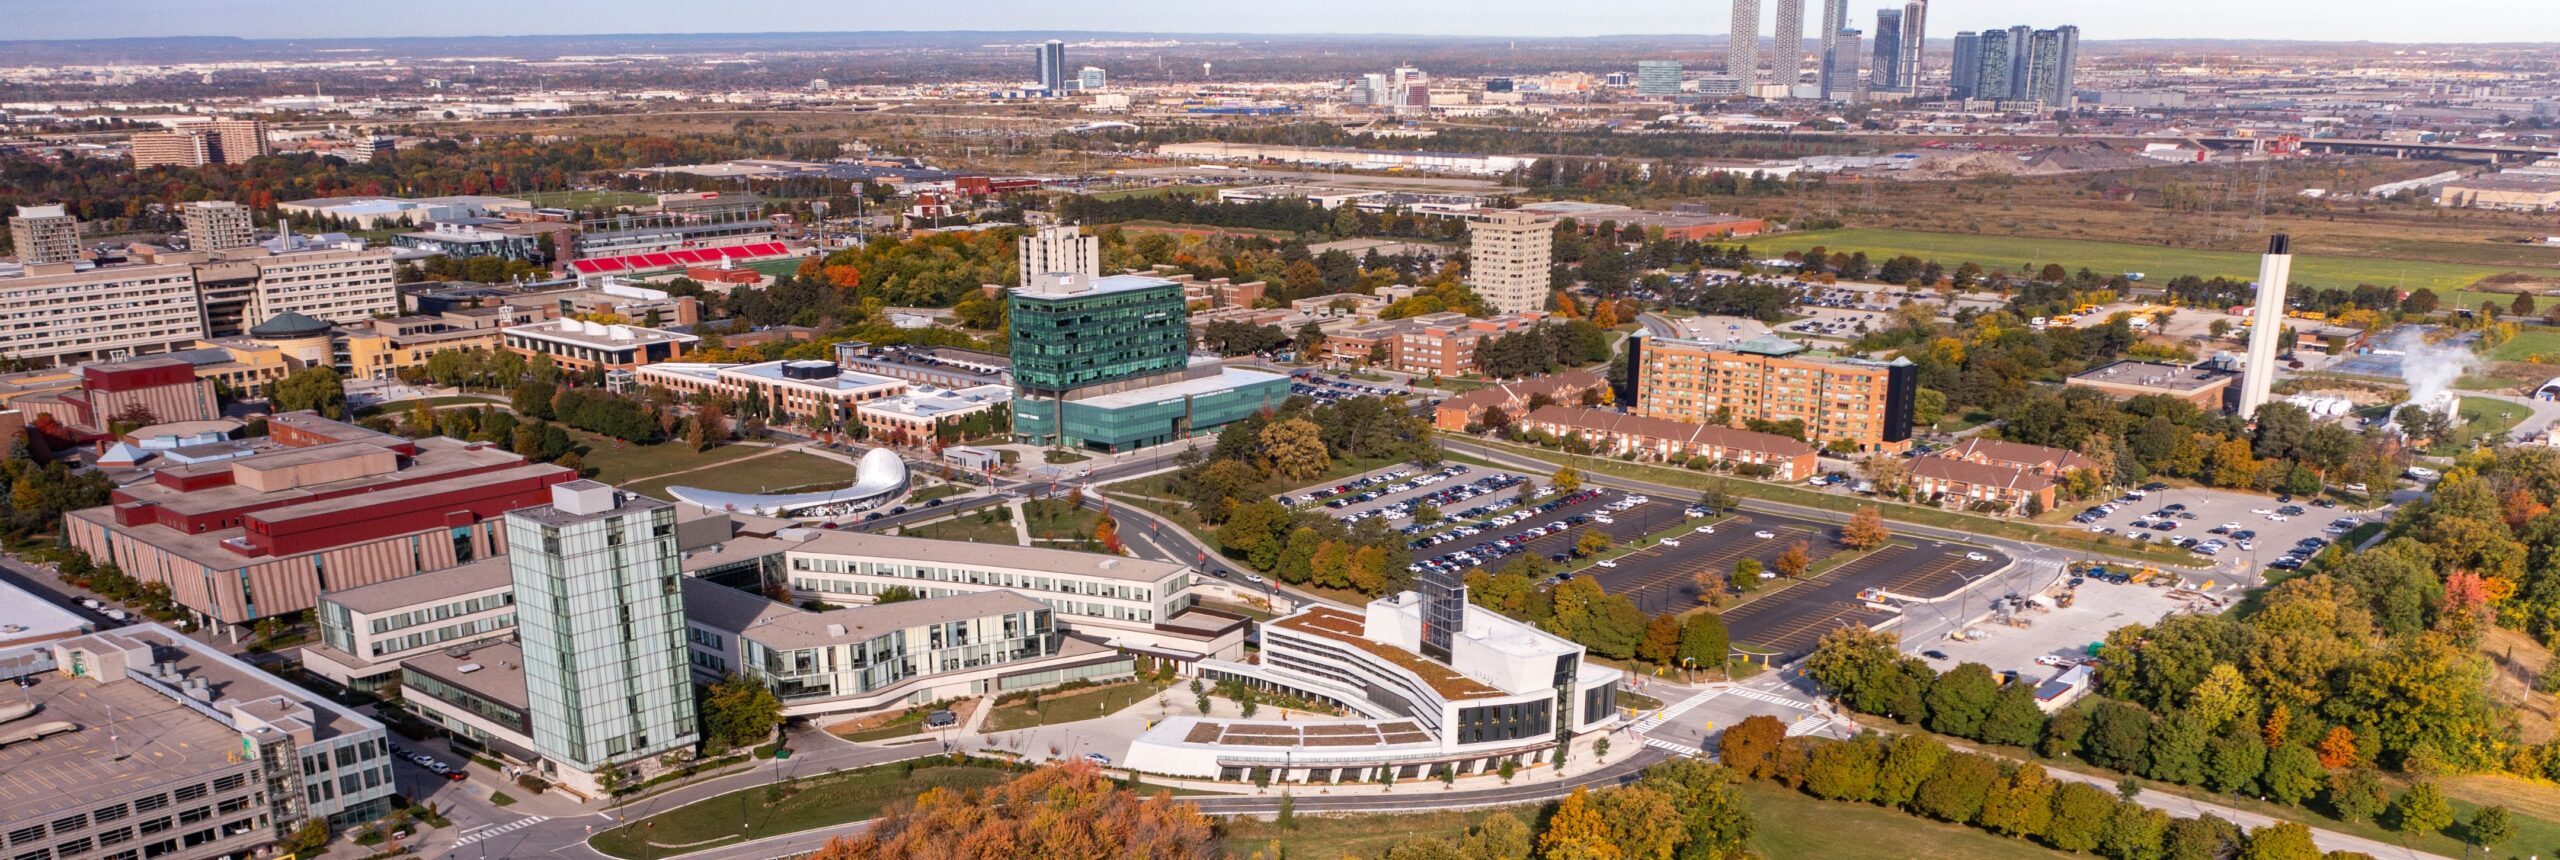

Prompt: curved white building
xmin=666 ymin=448 xmax=910 ymax=517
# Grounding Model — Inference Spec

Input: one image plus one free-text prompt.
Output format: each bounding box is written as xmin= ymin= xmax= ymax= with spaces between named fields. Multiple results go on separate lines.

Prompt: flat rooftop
xmin=402 ymin=639 xmax=528 ymax=711
xmin=319 ymin=556 xmax=514 ymax=615
xmin=1269 ymin=605 xmax=1504 ymax=701
xmin=789 ymin=530 xmax=1192 ymax=583
xmin=683 ymin=578 xmax=1046 ymax=649
xmin=1072 ymin=366 xmax=1287 ymax=411
xmin=0 ymin=579 xmax=91 ymax=656
xmin=859 ymin=385 xmax=1013 ymax=420
xmin=1011 ymin=273 xmax=1180 ymax=300
xmin=2070 ymin=359 xmax=2239 ymax=393
xmin=505 ymin=319 xmax=700 ymax=349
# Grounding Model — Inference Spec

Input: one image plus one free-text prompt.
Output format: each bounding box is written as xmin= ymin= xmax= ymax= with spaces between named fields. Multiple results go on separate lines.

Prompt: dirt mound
xmin=2020 ymin=142 xmax=2153 ymax=173
xmin=2469 ymin=271 xmax=2560 ymax=295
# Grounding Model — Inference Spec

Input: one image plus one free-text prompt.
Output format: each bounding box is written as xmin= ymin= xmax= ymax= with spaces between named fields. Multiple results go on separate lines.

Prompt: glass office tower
xmin=507 ymin=481 xmax=697 ymax=777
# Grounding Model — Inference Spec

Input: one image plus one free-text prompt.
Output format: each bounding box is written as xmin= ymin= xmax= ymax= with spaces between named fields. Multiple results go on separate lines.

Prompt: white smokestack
xmin=2237 ymin=235 xmax=2293 ymax=419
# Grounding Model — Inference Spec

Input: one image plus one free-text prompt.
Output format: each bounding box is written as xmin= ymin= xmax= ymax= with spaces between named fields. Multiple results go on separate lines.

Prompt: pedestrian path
xmin=1644 ymin=736 xmax=1701 ymax=756
xmin=1784 ymin=715 xmax=1833 ymax=737
xmin=1723 ymin=686 xmax=1815 ymax=711
xmin=1631 ymin=688 xmax=1720 ymax=732
xmin=453 ymin=816 xmax=548 ymax=847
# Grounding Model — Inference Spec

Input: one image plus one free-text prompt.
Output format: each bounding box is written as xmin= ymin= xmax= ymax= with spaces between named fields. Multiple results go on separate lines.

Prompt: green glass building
xmin=1009 ymin=273 xmax=1291 ymax=451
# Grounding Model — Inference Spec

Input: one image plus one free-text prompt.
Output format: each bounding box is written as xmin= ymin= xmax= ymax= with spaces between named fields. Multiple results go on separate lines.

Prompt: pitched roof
xmin=1437 ymin=368 xmax=1606 ymax=415
xmin=1911 ymin=456 xmax=2055 ymax=493
xmin=1520 ymin=405 xmax=1815 ymax=458
xmin=1940 ymin=438 xmax=2098 ymax=474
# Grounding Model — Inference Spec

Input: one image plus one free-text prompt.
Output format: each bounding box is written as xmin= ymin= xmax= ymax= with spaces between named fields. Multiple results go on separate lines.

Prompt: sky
xmin=1 ymin=0 xmax=2549 ymax=44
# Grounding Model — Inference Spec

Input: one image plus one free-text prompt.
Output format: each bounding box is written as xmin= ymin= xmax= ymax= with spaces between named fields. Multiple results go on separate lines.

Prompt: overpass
xmin=2196 ymin=136 xmax=2559 ymax=163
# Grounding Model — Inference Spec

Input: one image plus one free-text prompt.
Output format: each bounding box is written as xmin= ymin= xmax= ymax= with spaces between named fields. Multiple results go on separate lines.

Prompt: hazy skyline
xmin=2 ymin=0 xmax=2551 ymax=44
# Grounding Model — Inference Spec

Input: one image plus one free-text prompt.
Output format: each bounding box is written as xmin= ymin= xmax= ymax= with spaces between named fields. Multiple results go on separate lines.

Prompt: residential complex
xmin=1910 ymin=439 xmax=2097 ymax=514
xmin=65 ymin=413 xmax=575 ymax=636
xmin=1465 ymin=210 xmax=1556 ymax=315
xmin=1628 ymin=333 xmax=1917 ymax=454
xmin=1517 ymin=406 xmax=1820 ymax=479
xmin=130 ymin=120 xmax=271 ymax=169
xmin=1321 ymin=311 xmax=1551 ymax=377
xmin=179 ymin=201 xmax=256 ymax=252
xmin=1017 ymin=223 xmax=1100 ymax=286
xmin=0 ymin=623 xmax=395 ymax=860
xmin=9 ymin=204 xmax=80 ymax=265
xmin=1007 ymin=272 xmax=1289 ymax=452
xmin=1430 ymin=369 xmax=1610 ymax=431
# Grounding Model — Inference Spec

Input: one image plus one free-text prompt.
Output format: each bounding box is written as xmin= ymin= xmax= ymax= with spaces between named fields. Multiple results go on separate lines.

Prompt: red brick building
xmin=1516 ymin=405 xmax=1818 ymax=479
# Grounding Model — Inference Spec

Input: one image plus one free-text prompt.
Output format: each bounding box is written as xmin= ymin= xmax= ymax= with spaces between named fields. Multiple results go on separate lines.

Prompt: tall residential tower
xmin=1898 ymin=0 xmax=1928 ymax=94
xmin=8 ymin=204 xmax=78 ymax=265
xmin=506 ymin=482 xmax=698 ymax=794
xmin=1017 ymin=223 xmax=1100 ymax=286
xmin=1036 ymin=40 xmax=1068 ymax=92
xmin=1466 ymin=209 xmax=1557 ymax=315
xmin=1870 ymin=8 xmax=1904 ymax=91
xmin=1728 ymin=0 xmax=1761 ymax=92
xmin=1773 ymin=0 xmax=1806 ymax=87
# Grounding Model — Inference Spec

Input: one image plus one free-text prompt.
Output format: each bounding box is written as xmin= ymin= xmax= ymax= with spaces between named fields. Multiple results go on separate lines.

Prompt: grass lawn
xmin=2427 ymin=396 xmax=2533 ymax=455
xmin=903 ymin=509 xmax=1023 ymax=544
xmin=355 ymin=395 xmax=501 ymax=419
xmin=516 ymin=188 xmax=656 ymax=210
xmin=2489 ymin=329 xmax=2560 ymax=363
xmin=1740 ymin=781 xmax=2076 ymax=860
xmin=623 ymin=450 xmax=861 ymax=500
xmin=1083 ymin=184 xmax=1226 ymax=201
xmin=1111 ymin=219 xmax=1300 ymax=240
xmin=573 ymin=434 xmax=772 ymax=488
xmin=588 ymin=763 xmax=1011 ymax=860
xmin=981 ymin=679 xmax=1170 ymax=733
xmin=1023 ymin=498 xmax=1099 ymax=541
xmin=743 ymin=256 xmax=807 ymax=278
xmin=1223 ymin=805 xmax=1532 ymax=859
xmin=1780 ymin=228 xmax=2560 ymax=296
xmin=909 ymin=483 xmax=967 ymax=503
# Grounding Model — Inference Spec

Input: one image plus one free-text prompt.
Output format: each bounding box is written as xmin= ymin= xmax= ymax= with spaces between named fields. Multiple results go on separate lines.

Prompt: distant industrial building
xmin=2067 ymin=359 xmax=2239 ymax=411
xmin=1154 ymin=141 xmax=1538 ymax=176
xmin=129 ymin=119 xmax=270 ymax=169
xmin=277 ymin=195 xmax=532 ymax=230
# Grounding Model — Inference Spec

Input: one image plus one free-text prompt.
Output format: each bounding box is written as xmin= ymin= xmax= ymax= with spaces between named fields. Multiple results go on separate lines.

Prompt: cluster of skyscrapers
xmin=1032 ymin=39 xmax=1105 ymax=94
xmin=1349 ymin=67 xmax=1433 ymax=109
xmin=1949 ymin=24 xmax=2081 ymax=106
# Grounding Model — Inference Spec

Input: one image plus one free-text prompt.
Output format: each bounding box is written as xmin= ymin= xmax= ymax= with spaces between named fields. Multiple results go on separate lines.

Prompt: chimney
xmin=2237 ymin=234 xmax=2292 ymax=419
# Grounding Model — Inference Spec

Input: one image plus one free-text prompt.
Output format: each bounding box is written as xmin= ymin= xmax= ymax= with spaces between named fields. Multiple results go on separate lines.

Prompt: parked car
xmin=1753 ymin=530 xmax=1776 ymax=539
xmin=1921 ymin=650 xmax=1950 ymax=660
xmin=1964 ymin=552 xmax=1989 ymax=562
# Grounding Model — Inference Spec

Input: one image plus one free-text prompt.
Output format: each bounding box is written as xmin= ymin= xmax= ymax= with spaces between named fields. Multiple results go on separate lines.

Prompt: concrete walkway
xmin=1005 ymin=497 xmax=1033 ymax=544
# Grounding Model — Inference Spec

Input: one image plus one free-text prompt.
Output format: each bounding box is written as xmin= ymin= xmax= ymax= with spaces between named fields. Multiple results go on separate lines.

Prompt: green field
xmin=575 ymin=435 xmax=777 ymax=488
xmin=2490 ymin=329 xmax=2560 ymax=362
xmin=1740 ymin=782 xmax=2075 ymax=860
xmin=2428 ymin=396 xmax=2535 ymax=454
xmin=517 ymin=189 xmax=657 ymax=210
xmin=980 ymin=678 xmax=1168 ymax=733
xmin=1779 ymin=228 xmax=2560 ymax=297
xmin=589 ymin=763 xmax=1011 ymax=860
xmin=743 ymin=256 xmax=807 ymax=277
xmin=623 ymin=450 xmax=861 ymax=500
xmin=903 ymin=509 xmax=1023 ymax=545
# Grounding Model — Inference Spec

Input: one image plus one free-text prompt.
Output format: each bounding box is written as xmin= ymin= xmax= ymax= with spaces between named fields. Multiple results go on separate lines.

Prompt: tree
xmin=1257 ymin=418 xmax=1331 ymax=480
xmin=2238 ymin=822 xmax=2321 ymax=860
xmin=1575 ymin=529 xmax=1614 ymax=558
xmin=2101 ymin=802 xmax=2172 ymax=860
xmin=1979 ymin=682 xmax=2046 ymax=747
xmin=2044 ymin=781 xmax=2117 ymax=851
xmin=1842 ymin=505 xmax=1890 ymax=549
xmin=2205 ymin=730 xmax=2268 ymax=795
xmin=1638 ymin=614 xmax=1682 ymax=665
xmin=2260 ymin=744 xmax=2324 ymax=806
xmin=2464 ymin=804 xmax=2515 ymax=850
xmin=1911 ymin=752 xmax=2001 ymax=824
xmin=1591 ymin=786 xmax=1684 ymax=860
xmin=2315 ymin=726 xmax=2358 ymax=768
xmin=875 ymin=585 xmax=921 ymax=604
xmin=1730 ymin=558 xmax=1763 ymax=593
xmin=1718 ymin=715 xmax=1788 ymax=779
xmin=1678 ymin=614 xmax=1729 ymax=677
xmin=1804 ymin=736 xmax=1883 ymax=802
xmin=1553 ymin=464 xmax=1583 ymax=493
xmin=1459 ymin=811 xmax=1535 ymax=860
xmin=279 ymin=818 xmax=331 ymax=856
xmin=271 ymin=367 xmax=348 ymax=419
xmin=2388 ymin=781 xmax=2453 ymax=835
xmin=1924 ymin=663 xmax=2001 ymax=739
xmin=816 ymin=762 xmax=1213 ymax=859
xmin=1774 ymin=541 xmax=1811 ymax=579
xmin=1535 ymin=788 xmax=1620 ymax=860
xmin=2327 ymin=768 xmax=2388 ymax=823
xmin=1873 ymin=733 xmax=1948 ymax=809
xmin=699 ymin=673 xmax=783 ymax=753
xmin=2164 ymin=814 xmax=2244 ymax=860
xmin=1978 ymin=762 xmax=2056 ymax=839
xmin=2143 ymin=712 xmax=2211 ymax=785
xmin=2084 ymin=701 xmax=2155 ymax=773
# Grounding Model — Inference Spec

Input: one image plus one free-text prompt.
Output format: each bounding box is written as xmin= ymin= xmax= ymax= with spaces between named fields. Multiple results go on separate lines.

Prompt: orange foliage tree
xmin=809 ymin=762 xmax=1217 ymax=860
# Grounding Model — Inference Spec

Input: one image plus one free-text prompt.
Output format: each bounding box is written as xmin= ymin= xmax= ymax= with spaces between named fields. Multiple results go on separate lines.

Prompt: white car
xmin=1660 ymin=538 xmax=1682 ymax=547
xmin=2250 ymin=507 xmax=2273 ymax=515
xmin=1593 ymin=515 xmax=1615 ymax=524
xmin=2218 ymin=522 xmax=2242 ymax=531
xmin=1695 ymin=525 xmax=1716 ymax=534
xmin=1595 ymin=559 xmax=1618 ymax=568
xmin=1964 ymin=552 xmax=1989 ymax=562
xmin=1083 ymin=752 xmax=1113 ymax=766
xmin=1753 ymin=530 xmax=1776 ymax=539
xmin=2267 ymin=514 xmax=2290 ymax=522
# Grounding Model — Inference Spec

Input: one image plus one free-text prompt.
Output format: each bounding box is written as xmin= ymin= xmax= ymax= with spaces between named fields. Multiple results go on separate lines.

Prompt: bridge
xmin=2195 ymin=136 xmax=2560 ymax=163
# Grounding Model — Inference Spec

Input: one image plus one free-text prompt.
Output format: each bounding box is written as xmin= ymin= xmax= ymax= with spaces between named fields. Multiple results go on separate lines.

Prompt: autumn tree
xmin=2315 ymin=726 xmax=2358 ymax=768
xmin=2326 ymin=768 xmax=2388 ymax=823
xmin=1553 ymin=464 xmax=1584 ymax=493
xmin=2388 ymin=781 xmax=2453 ymax=835
xmin=1718 ymin=715 xmax=1788 ymax=779
xmin=815 ymin=762 xmax=1215 ymax=860
xmin=1093 ymin=515 xmax=1124 ymax=555
xmin=1638 ymin=614 xmax=1682 ymax=665
xmin=1575 ymin=529 xmax=1614 ymax=558
xmin=2237 ymin=822 xmax=2321 ymax=860
xmin=1257 ymin=417 xmax=1331 ymax=480
xmin=1730 ymin=558 xmax=1763 ymax=593
xmin=1774 ymin=541 xmax=1811 ymax=579
xmin=1841 ymin=505 xmax=1890 ymax=549
xmin=1536 ymin=788 xmax=1619 ymax=860
xmin=700 ymin=673 xmax=782 ymax=753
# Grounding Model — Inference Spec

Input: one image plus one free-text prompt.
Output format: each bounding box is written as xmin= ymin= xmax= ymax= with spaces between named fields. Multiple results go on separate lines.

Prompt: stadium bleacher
xmin=567 ymin=242 xmax=793 ymax=275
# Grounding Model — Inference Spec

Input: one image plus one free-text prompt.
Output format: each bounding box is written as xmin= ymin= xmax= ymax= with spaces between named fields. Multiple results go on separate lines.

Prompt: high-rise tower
xmin=1018 ymin=223 xmax=1099 ymax=286
xmin=1819 ymin=0 xmax=1851 ymax=67
xmin=1773 ymin=0 xmax=1806 ymax=87
xmin=1870 ymin=8 xmax=1904 ymax=90
xmin=8 ymin=204 xmax=78 ymax=265
xmin=1899 ymin=0 xmax=1928 ymax=93
xmin=2238 ymin=235 xmax=2294 ymax=418
xmin=1728 ymin=0 xmax=1761 ymax=92
xmin=508 ymin=482 xmax=697 ymax=791
xmin=1036 ymin=40 xmax=1067 ymax=92
xmin=1949 ymin=32 xmax=1982 ymax=98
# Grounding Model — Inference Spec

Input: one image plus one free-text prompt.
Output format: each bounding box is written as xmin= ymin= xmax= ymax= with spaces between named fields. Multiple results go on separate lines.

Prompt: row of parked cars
xmin=1341 ymin=469 xmax=1520 ymax=526
xmin=1407 ymin=489 xmax=1611 ymax=574
xmin=391 ymin=743 xmax=468 ymax=782
xmin=1295 ymin=467 xmax=1427 ymax=507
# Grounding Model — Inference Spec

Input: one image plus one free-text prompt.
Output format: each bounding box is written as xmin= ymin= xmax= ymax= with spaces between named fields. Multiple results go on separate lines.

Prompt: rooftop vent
xmin=456 ymin=663 xmax=483 ymax=674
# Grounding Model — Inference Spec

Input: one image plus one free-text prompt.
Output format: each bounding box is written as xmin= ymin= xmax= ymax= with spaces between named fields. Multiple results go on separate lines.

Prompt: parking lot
xmin=1912 ymin=572 xmax=2209 ymax=687
xmin=1708 ymin=526 xmax=2007 ymax=660
xmin=1288 ymin=370 xmax=1421 ymax=406
xmin=2062 ymin=482 xmax=2383 ymax=579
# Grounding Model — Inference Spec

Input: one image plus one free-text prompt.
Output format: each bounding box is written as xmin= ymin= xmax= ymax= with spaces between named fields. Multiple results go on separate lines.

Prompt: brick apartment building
xmin=1628 ymin=333 xmax=1917 ymax=454
xmin=1517 ymin=405 xmax=1819 ymax=479
xmin=1432 ymin=369 xmax=1610 ymax=431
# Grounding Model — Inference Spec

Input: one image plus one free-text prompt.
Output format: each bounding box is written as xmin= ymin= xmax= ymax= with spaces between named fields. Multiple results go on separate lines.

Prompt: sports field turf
xmin=516 ymin=189 xmax=656 ymax=210
xmin=1778 ymin=228 xmax=2560 ymax=295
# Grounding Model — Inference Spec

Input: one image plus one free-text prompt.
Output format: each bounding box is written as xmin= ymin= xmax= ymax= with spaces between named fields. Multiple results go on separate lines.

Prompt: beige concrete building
xmin=8 ymin=204 xmax=79 ymax=264
xmin=634 ymin=360 xmax=908 ymax=426
xmin=301 ymin=557 xmax=517 ymax=694
xmin=245 ymin=247 xmax=399 ymax=325
xmin=130 ymin=129 xmax=215 ymax=168
xmin=203 ymin=119 xmax=272 ymax=164
xmin=180 ymin=200 xmax=257 ymax=251
xmin=0 ymin=261 xmax=207 ymax=364
xmin=1466 ymin=209 xmax=1556 ymax=314
xmin=2438 ymin=175 xmax=2560 ymax=211
xmin=501 ymin=317 xmax=700 ymax=373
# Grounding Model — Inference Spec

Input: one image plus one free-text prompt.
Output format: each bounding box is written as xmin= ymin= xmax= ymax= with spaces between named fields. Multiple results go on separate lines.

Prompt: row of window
xmin=787 ymin=557 xmax=1159 ymax=603
xmin=366 ymin=591 xmax=514 ymax=636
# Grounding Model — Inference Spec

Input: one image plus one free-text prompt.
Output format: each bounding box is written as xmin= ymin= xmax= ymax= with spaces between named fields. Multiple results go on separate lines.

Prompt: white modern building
xmin=301 ymin=556 xmax=517 ymax=694
xmin=664 ymin=447 xmax=911 ymax=518
xmin=1125 ymin=591 xmax=1621 ymax=781
xmin=776 ymin=531 xmax=1249 ymax=665
xmin=1018 ymin=223 xmax=1100 ymax=287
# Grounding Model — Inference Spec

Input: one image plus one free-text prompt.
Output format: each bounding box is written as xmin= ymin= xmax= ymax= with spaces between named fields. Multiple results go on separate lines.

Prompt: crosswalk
xmin=1784 ymin=715 xmax=1834 ymax=737
xmin=1645 ymin=736 xmax=1701 ymax=756
xmin=454 ymin=816 xmax=548 ymax=847
xmin=1722 ymin=686 xmax=1815 ymax=711
xmin=1631 ymin=689 xmax=1721 ymax=732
